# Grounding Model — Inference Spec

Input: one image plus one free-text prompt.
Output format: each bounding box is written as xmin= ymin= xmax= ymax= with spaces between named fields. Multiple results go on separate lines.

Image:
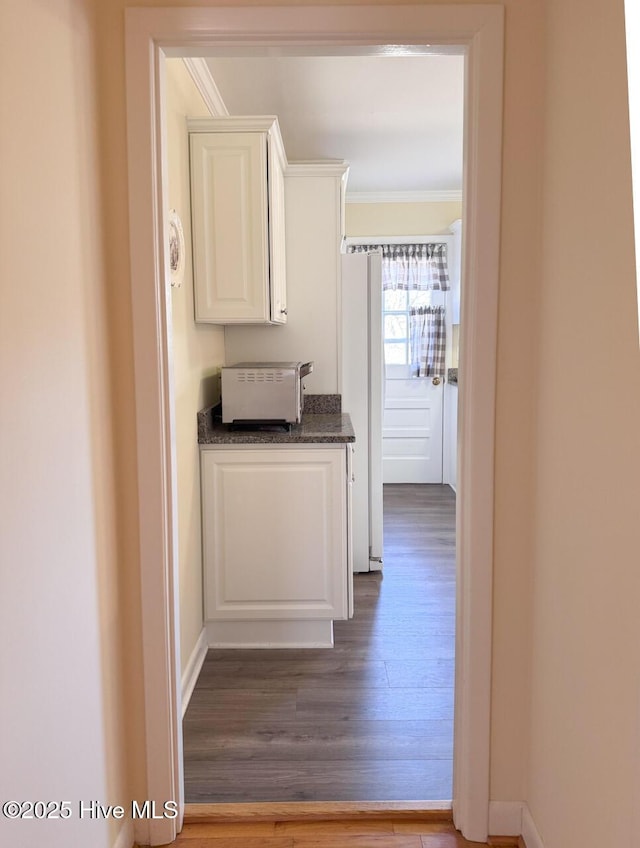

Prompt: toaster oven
xmin=221 ymin=361 xmax=314 ymax=426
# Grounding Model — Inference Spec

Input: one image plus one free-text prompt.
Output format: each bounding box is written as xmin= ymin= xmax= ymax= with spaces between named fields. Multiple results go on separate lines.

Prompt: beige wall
xmin=526 ymin=0 xmax=640 ymax=844
xmin=0 ymin=1 xmax=132 ymax=845
xmin=165 ymin=60 xmax=225 ymax=674
xmin=9 ymin=0 xmax=640 ymax=840
xmin=345 ymin=200 xmax=462 ymax=237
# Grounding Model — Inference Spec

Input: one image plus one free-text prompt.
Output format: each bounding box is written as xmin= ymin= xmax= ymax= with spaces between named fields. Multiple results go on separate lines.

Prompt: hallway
xmin=183 ymin=484 xmax=456 ymax=802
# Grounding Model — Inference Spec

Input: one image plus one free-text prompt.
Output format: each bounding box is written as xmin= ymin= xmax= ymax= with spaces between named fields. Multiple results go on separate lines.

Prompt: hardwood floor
xmin=183 ymin=484 xmax=456 ymax=804
xmin=168 ymin=819 xmax=505 ymax=847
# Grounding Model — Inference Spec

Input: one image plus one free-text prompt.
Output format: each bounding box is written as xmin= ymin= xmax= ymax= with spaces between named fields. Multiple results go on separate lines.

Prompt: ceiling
xmin=204 ymin=54 xmax=464 ymax=196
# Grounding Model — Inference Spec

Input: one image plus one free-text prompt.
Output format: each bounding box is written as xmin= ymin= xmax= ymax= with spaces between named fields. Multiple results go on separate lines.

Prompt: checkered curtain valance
xmin=347 ymin=243 xmax=450 ymax=291
xmin=410 ymin=306 xmax=446 ymax=378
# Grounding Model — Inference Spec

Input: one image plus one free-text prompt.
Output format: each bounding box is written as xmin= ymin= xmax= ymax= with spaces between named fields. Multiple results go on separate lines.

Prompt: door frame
xmin=124 ymin=5 xmax=503 ymax=845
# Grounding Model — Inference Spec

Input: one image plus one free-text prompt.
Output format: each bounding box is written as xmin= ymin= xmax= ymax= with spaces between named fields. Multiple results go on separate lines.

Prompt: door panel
xmin=383 ymin=376 xmax=443 ymax=483
xmin=384 ymin=437 xmax=431 ymax=457
xmin=384 ymin=407 xmax=432 ymax=430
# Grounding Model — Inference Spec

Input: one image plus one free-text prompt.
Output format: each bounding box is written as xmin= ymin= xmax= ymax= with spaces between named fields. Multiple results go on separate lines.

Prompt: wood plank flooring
xmin=183 ymin=484 xmax=456 ymax=803
xmin=168 ymin=819 xmax=504 ymax=847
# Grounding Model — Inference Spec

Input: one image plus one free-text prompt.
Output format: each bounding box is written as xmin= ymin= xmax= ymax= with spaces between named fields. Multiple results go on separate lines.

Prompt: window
xmin=383 ymin=289 xmax=442 ymax=365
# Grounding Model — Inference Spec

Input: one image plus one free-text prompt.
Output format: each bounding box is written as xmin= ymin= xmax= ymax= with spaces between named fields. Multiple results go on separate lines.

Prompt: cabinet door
xmin=201 ymin=448 xmax=348 ymax=621
xmin=190 ymin=132 xmax=270 ymax=323
xmin=268 ymin=138 xmax=288 ymax=323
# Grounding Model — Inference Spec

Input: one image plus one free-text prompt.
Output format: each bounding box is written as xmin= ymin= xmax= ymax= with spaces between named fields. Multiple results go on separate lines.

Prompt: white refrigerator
xmin=341 ymin=251 xmax=384 ymax=572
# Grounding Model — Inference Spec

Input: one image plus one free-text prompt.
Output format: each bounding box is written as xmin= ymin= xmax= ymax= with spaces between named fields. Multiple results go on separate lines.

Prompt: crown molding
xmin=186 ymin=115 xmax=288 ymax=165
xmin=287 ymin=160 xmax=350 ymax=178
xmin=346 ymin=190 xmax=463 ymax=204
xmin=182 ymin=58 xmax=229 ymax=116
xmin=187 ymin=115 xmax=279 ymax=133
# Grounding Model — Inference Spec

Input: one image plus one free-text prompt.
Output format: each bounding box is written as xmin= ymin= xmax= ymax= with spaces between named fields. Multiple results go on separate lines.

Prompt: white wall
xmin=0 ymin=2 xmax=130 ymax=846
xmin=225 ymin=170 xmax=344 ymax=393
xmin=166 ymin=60 xmax=225 ymax=673
xmin=526 ymin=0 xmax=640 ymax=844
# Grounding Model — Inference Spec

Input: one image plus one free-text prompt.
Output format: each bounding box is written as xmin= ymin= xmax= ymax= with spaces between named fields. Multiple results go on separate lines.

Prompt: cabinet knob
xmin=280 ymin=307 xmax=288 ymax=315
xmin=432 ymin=377 xmax=442 ymax=386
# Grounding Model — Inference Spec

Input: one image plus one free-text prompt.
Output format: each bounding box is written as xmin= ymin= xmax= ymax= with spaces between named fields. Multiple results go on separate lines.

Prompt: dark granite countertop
xmin=448 ymin=368 xmax=458 ymax=386
xmin=198 ymin=395 xmax=354 ymax=445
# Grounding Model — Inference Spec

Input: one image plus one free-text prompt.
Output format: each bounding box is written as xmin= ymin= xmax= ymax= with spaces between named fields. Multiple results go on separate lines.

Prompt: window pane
xmin=384 ymin=314 xmax=407 ymax=340
xmin=409 ymin=290 xmax=433 ymax=308
xmin=384 ymin=342 xmax=407 ymax=364
xmin=384 ymin=289 xmax=407 ymax=311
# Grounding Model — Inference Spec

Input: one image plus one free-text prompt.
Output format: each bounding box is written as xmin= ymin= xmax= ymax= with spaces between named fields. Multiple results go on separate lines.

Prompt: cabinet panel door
xmin=201 ymin=448 xmax=347 ymax=620
xmin=190 ymin=132 xmax=269 ymax=322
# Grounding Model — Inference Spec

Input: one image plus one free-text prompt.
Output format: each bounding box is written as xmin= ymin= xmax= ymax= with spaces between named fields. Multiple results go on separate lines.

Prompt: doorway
xmin=175 ymin=50 xmax=461 ymax=803
xmin=344 ymin=234 xmax=459 ymax=503
xmin=124 ymin=6 xmax=503 ymax=843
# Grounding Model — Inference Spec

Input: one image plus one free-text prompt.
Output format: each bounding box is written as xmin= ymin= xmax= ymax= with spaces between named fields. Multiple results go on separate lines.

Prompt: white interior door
xmin=383 ymin=369 xmax=444 ymax=483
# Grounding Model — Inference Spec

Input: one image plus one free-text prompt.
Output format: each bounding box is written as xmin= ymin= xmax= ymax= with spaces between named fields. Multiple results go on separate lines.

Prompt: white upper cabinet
xmin=188 ymin=117 xmax=287 ymax=324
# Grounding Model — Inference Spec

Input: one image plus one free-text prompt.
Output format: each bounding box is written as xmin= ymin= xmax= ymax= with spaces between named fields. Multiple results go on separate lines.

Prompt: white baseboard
xmin=522 ymin=804 xmax=545 ymax=848
xmin=134 ymin=818 xmax=176 ymax=848
xmin=113 ymin=818 xmax=134 ymax=848
xmin=488 ymin=801 xmax=544 ymax=848
xmin=488 ymin=800 xmax=523 ymax=836
xmin=205 ymin=619 xmax=334 ymax=648
xmin=181 ymin=627 xmax=208 ymax=718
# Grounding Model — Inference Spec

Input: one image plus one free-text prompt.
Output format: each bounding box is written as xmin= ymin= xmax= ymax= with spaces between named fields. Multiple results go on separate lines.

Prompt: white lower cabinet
xmin=200 ymin=445 xmax=353 ymax=646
